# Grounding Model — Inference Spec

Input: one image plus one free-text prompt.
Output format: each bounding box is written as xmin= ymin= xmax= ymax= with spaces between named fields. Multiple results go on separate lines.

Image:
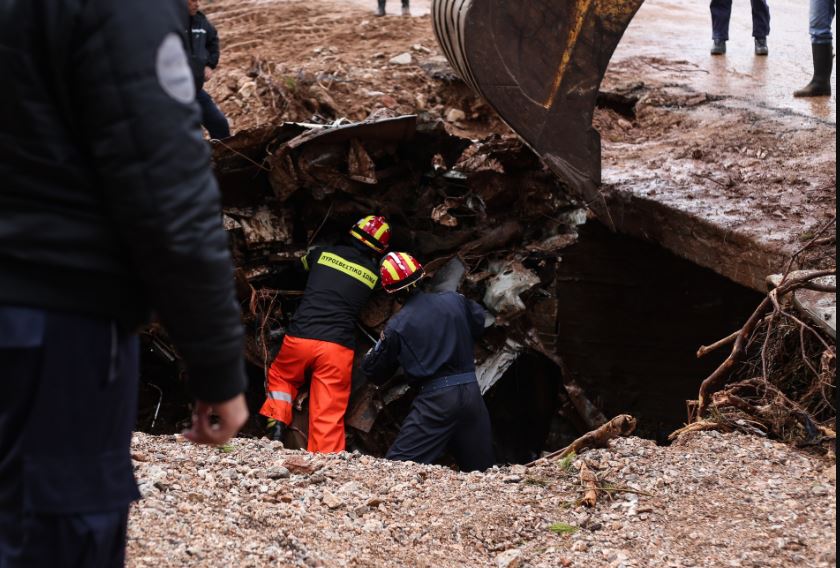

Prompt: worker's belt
xmin=418 ymin=372 xmax=476 ymax=393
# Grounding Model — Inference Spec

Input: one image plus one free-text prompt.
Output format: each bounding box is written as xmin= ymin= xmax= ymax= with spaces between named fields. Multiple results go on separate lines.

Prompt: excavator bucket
xmin=432 ymin=0 xmax=645 ymax=195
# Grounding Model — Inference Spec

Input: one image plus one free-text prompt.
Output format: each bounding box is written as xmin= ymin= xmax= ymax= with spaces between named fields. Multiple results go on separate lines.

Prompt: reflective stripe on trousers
xmin=266 ymin=391 xmax=292 ymax=403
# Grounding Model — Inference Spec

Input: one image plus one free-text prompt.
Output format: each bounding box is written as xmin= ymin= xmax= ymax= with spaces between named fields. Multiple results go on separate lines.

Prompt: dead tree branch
xmin=527 ymin=414 xmax=637 ymax=467
xmin=697 ymin=329 xmax=740 ymax=358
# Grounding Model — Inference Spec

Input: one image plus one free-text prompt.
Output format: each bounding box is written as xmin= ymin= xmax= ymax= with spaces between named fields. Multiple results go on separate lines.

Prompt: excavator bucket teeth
xmin=432 ymin=0 xmax=644 ymax=195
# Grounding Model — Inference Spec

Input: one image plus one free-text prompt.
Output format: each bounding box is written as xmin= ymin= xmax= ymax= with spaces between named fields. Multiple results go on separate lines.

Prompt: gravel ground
xmin=126 ymin=432 xmax=835 ymax=567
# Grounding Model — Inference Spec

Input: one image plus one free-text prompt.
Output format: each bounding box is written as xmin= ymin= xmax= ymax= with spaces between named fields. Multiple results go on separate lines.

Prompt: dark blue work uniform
xmin=362 ymin=291 xmax=494 ymax=471
xmin=710 ymin=0 xmax=771 ymax=41
xmin=0 ymin=308 xmax=140 ymax=567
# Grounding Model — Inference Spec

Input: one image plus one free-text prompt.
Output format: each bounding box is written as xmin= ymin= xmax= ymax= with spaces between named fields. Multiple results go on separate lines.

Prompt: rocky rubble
xmin=127 ymin=432 xmax=835 ymax=567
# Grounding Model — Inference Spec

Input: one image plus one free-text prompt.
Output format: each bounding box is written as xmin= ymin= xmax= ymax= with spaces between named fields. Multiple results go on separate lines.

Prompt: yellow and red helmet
xmin=350 ymin=215 xmax=391 ymax=254
xmin=380 ymin=252 xmax=425 ymax=293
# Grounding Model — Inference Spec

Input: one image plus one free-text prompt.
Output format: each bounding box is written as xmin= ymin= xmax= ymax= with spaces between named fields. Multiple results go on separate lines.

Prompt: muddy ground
xmin=203 ymin=0 xmax=835 ymax=291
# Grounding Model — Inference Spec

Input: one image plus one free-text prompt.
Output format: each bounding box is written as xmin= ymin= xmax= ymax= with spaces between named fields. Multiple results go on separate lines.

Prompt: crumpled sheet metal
xmin=267 ymin=115 xmax=417 ymax=202
xmin=476 ymin=339 xmax=524 ymax=394
xmin=483 ymin=261 xmax=541 ymax=315
xmin=224 ymin=206 xmax=292 ymax=246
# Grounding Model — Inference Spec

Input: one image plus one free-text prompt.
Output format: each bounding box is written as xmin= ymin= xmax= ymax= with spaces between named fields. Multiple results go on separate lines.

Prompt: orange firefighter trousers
xmin=259 ymin=335 xmax=354 ymax=453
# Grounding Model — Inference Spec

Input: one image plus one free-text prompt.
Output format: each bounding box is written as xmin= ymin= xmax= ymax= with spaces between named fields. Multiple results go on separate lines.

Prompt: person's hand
xmin=204 ymin=66 xmax=213 ymax=82
xmin=182 ymin=393 xmax=248 ymax=445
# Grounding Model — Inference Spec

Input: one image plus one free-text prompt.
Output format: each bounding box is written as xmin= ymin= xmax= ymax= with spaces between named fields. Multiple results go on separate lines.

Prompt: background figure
xmin=0 ymin=0 xmax=248 ymax=565
xmin=794 ymin=0 xmax=835 ymax=97
xmin=187 ymin=0 xmax=231 ymax=139
xmin=376 ymin=0 xmax=410 ymax=17
xmin=709 ymin=0 xmax=770 ymax=55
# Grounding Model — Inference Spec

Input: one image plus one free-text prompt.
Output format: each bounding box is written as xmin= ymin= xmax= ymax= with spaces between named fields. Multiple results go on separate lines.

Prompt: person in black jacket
xmin=187 ymin=0 xmax=231 ymax=139
xmin=0 ymin=0 xmax=247 ymax=565
xmin=362 ymin=252 xmax=495 ymax=472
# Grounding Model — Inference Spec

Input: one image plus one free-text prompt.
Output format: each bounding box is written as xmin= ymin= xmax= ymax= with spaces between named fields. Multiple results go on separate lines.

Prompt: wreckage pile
xmin=137 ymin=109 xmax=837 ymax=462
xmin=139 ymin=110 xmax=606 ymax=461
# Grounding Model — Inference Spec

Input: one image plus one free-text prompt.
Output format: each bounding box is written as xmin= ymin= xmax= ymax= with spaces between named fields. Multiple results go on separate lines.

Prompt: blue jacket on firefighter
xmin=362 ymin=252 xmax=495 ymax=471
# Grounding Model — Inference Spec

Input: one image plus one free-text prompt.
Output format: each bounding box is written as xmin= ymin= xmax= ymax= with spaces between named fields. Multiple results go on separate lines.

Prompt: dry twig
xmin=579 ymin=461 xmax=598 ymax=508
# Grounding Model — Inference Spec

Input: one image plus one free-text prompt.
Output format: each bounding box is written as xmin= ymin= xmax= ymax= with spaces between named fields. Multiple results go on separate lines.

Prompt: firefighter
xmin=260 ymin=216 xmax=391 ymax=453
xmin=362 ymin=252 xmax=495 ymax=472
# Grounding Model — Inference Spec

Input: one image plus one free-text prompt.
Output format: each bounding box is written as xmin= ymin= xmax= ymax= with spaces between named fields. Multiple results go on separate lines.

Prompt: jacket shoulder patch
xmin=156 ymin=33 xmax=195 ymax=104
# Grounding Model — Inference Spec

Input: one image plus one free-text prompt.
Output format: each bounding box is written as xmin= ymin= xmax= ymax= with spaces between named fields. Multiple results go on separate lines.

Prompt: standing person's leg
xmin=448 ymin=383 xmax=495 ymax=472
xmin=0 ymin=308 xmax=140 ymax=567
xmin=386 ymin=388 xmax=460 ymax=464
xmin=259 ymin=336 xmax=312 ymax=433
xmin=376 ymin=0 xmax=386 ymax=16
xmin=710 ymin=0 xmax=733 ymax=41
xmin=401 ymin=0 xmax=410 ymax=16
xmin=795 ymin=0 xmax=835 ymax=96
xmin=196 ymin=90 xmax=231 ymax=140
xmin=307 ymin=341 xmax=354 ymax=453
xmin=751 ymin=0 xmax=771 ymax=38
xmin=751 ymin=0 xmax=770 ymax=54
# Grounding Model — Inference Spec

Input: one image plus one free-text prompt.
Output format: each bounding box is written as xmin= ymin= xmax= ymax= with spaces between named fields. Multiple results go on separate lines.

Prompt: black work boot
xmin=754 ymin=37 xmax=768 ymax=56
xmin=376 ymin=0 xmax=385 ymax=16
xmin=266 ymin=419 xmax=287 ymax=442
xmin=711 ymin=39 xmax=726 ymax=55
xmin=794 ymin=44 xmax=834 ymax=97
xmin=401 ymin=0 xmax=410 ymax=16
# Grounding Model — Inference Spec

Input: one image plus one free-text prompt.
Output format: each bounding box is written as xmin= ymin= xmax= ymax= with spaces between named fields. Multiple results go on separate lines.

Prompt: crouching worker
xmin=362 ymin=252 xmax=495 ymax=471
xmin=259 ymin=216 xmax=391 ymax=453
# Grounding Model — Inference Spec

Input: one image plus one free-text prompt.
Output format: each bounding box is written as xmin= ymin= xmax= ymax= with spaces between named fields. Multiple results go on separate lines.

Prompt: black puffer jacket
xmin=0 ymin=0 xmax=245 ymax=402
xmin=187 ymin=11 xmax=220 ymax=89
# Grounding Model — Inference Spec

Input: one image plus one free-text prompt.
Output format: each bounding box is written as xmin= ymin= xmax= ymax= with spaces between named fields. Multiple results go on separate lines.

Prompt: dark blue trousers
xmin=0 ymin=307 xmax=140 ymax=568
xmin=386 ymin=382 xmax=494 ymax=472
xmin=197 ymin=89 xmax=231 ymax=140
xmin=711 ymin=0 xmax=771 ymax=40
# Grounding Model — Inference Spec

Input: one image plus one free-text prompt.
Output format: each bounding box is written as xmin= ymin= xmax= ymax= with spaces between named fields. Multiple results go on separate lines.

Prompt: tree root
xmin=680 ymin=264 xmax=836 ymax=451
xmin=696 ymin=268 xmax=835 ymax=416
